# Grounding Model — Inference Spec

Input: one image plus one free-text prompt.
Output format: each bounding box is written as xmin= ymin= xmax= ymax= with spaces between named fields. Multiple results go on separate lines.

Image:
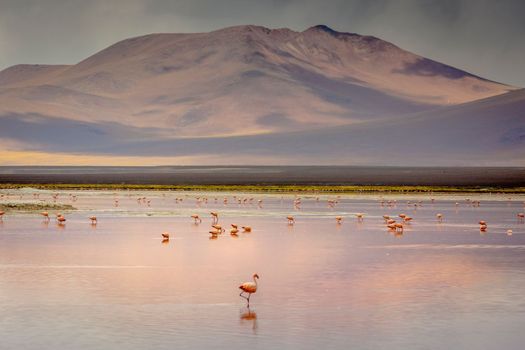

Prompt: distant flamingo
xmin=355 ymin=213 xmax=364 ymax=222
xmin=242 ymin=226 xmax=252 ymax=233
xmin=518 ymin=213 xmax=524 ymax=223
xmin=211 ymin=212 xmax=219 ymax=224
xmin=287 ymin=216 xmax=295 ymax=225
xmin=335 ymin=216 xmax=343 ymax=224
xmin=89 ymin=216 xmax=97 ymax=224
xmin=230 ymin=227 xmax=239 ymax=236
xmin=41 ymin=211 xmax=50 ymax=221
xmin=479 ymin=220 xmax=487 ymax=232
xmin=239 ymin=273 xmax=259 ymax=306
xmin=161 ymin=232 xmax=170 ymax=241
xmin=57 ymin=216 xmax=66 ymax=224
xmin=209 ymin=229 xmax=221 ymax=237
xmin=191 ymin=214 xmax=202 ymax=223
xmin=436 ymin=213 xmax=443 ymax=222
xmin=212 ymin=224 xmax=225 ymax=233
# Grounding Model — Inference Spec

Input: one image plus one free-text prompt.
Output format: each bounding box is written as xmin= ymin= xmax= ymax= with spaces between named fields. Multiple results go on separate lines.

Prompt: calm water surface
xmin=1 ymin=189 xmax=525 ymax=349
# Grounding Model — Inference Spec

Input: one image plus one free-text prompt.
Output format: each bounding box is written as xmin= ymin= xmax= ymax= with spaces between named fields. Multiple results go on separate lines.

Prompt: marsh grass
xmin=0 ymin=203 xmax=76 ymax=212
xmin=1 ymin=183 xmax=524 ymax=194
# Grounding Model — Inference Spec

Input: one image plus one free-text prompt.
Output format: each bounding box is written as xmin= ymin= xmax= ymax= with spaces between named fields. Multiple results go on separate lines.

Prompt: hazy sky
xmin=0 ymin=0 xmax=524 ymax=87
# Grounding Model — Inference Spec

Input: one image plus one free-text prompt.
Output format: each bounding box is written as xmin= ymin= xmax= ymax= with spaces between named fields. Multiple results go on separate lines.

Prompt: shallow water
xmin=1 ymin=189 xmax=525 ymax=349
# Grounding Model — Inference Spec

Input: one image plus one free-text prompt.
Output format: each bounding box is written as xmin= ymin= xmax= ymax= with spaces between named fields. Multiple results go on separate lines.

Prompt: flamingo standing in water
xmin=161 ymin=232 xmax=170 ymax=241
xmin=212 ymin=224 xmax=225 ymax=233
xmin=436 ymin=213 xmax=443 ymax=222
xmin=239 ymin=273 xmax=260 ymax=306
xmin=287 ymin=216 xmax=295 ymax=225
xmin=335 ymin=216 xmax=343 ymax=224
xmin=89 ymin=216 xmax=97 ymax=224
xmin=518 ymin=213 xmax=524 ymax=223
xmin=41 ymin=212 xmax=50 ymax=221
xmin=242 ymin=226 xmax=252 ymax=233
xmin=191 ymin=214 xmax=202 ymax=223
xmin=479 ymin=220 xmax=487 ymax=232
xmin=211 ymin=212 xmax=219 ymax=224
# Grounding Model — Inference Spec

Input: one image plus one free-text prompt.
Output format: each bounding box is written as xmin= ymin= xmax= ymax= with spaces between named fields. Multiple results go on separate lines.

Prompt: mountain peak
xmin=306 ymin=24 xmax=338 ymax=33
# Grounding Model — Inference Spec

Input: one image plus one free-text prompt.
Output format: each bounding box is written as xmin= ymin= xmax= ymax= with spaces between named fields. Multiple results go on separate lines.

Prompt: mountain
xmin=0 ymin=25 xmax=522 ymax=165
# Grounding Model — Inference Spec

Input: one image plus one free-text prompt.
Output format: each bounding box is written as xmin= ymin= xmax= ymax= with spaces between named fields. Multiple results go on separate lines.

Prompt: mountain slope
xmin=0 ymin=25 xmax=514 ymax=137
xmin=0 ymin=25 xmax=522 ymax=165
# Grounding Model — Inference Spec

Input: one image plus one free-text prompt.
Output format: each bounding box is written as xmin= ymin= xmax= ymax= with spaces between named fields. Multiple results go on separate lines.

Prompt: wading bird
xmin=191 ymin=214 xmax=202 ymax=223
xmin=211 ymin=212 xmax=219 ymax=224
xmin=89 ymin=216 xmax=97 ymax=224
xmin=287 ymin=216 xmax=295 ymax=225
xmin=239 ymin=273 xmax=259 ymax=306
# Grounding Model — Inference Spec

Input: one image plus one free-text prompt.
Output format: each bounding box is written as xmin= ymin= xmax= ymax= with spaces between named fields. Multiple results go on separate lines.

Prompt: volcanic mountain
xmin=0 ymin=25 xmax=523 ymax=165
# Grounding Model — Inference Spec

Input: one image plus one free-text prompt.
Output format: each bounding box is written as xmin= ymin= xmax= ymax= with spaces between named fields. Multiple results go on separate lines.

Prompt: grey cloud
xmin=0 ymin=0 xmax=523 ymax=86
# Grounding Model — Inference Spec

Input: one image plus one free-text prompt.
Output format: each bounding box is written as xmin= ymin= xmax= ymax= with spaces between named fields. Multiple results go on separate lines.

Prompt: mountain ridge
xmin=0 ymin=24 xmax=522 ymax=165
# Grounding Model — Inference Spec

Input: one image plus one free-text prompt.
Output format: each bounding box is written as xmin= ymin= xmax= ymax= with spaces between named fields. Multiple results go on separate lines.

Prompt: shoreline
xmin=2 ymin=183 xmax=525 ymax=194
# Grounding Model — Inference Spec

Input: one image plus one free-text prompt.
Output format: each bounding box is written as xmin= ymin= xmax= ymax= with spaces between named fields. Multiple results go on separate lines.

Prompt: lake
xmin=1 ymin=189 xmax=525 ymax=349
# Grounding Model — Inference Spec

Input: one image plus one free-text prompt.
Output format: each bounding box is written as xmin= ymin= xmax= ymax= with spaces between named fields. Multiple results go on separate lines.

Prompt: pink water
xmin=1 ymin=189 xmax=525 ymax=349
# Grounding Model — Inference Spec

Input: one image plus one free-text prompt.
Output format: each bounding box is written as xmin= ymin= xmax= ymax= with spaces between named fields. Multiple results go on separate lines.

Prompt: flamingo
xmin=335 ymin=216 xmax=343 ymax=224
xmin=230 ymin=227 xmax=239 ymax=236
xmin=57 ymin=216 xmax=66 ymax=224
xmin=212 ymin=224 xmax=225 ymax=233
xmin=89 ymin=216 xmax=97 ymax=224
xmin=355 ymin=213 xmax=364 ymax=222
xmin=287 ymin=216 xmax=295 ymax=225
xmin=209 ymin=229 xmax=221 ymax=237
xmin=507 ymin=229 xmax=513 ymax=236
xmin=161 ymin=232 xmax=170 ymax=240
xmin=211 ymin=212 xmax=219 ymax=223
xmin=191 ymin=214 xmax=202 ymax=223
xmin=436 ymin=213 xmax=443 ymax=222
xmin=239 ymin=273 xmax=259 ymax=306
xmin=41 ymin=211 xmax=50 ymax=221
xmin=242 ymin=226 xmax=252 ymax=233
xmin=479 ymin=221 xmax=487 ymax=232
xmin=518 ymin=213 xmax=524 ymax=223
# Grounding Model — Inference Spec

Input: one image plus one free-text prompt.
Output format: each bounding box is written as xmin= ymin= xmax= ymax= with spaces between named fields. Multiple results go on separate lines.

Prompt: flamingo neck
xmin=253 ymin=276 xmax=258 ymax=285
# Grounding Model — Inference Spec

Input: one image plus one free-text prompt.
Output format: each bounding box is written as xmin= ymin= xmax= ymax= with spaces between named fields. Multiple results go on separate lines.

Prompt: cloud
xmin=0 ymin=0 xmax=523 ymax=86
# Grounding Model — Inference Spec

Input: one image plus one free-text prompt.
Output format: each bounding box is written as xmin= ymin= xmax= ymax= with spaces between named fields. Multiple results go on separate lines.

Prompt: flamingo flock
xmin=1 ymin=189 xmax=525 ymax=307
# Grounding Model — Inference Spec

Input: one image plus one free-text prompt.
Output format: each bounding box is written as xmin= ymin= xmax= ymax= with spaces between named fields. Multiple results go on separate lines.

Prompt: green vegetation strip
xmin=1 ymin=183 xmax=524 ymax=193
xmin=0 ymin=203 xmax=76 ymax=211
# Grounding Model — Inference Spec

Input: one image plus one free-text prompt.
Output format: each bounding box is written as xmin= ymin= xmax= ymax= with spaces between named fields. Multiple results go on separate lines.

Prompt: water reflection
xmin=240 ymin=308 xmax=258 ymax=333
xmin=1 ymin=190 xmax=525 ymax=349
